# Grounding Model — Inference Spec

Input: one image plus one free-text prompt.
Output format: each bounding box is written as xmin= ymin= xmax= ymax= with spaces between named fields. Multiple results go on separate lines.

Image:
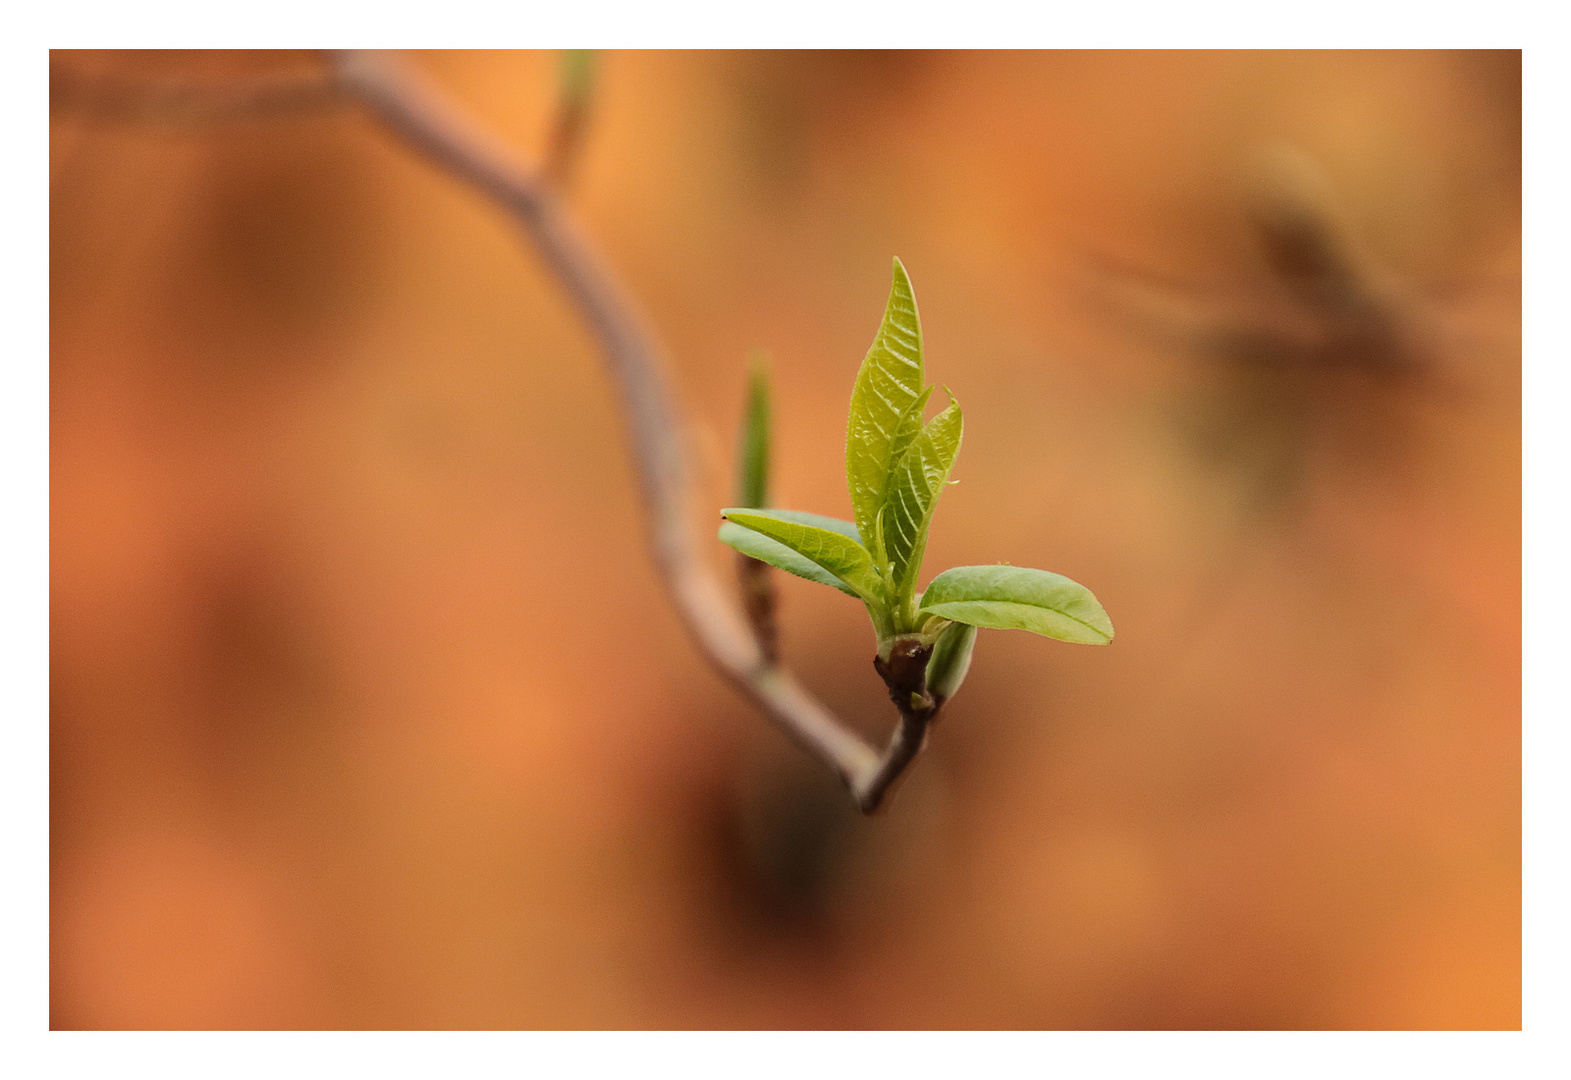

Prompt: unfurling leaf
xmin=881 ymin=396 xmax=962 ymax=601
xmin=845 ymin=257 xmax=925 ymax=550
xmin=719 ymin=509 xmax=879 ymax=600
xmin=735 ymin=351 xmax=771 ymax=508
xmin=918 ymin=564 xmax=1114 ymax=644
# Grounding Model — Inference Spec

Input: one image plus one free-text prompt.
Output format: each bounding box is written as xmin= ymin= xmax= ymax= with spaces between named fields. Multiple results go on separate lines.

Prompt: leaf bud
xmin=924 ymin=621 xmax=978 ymax=705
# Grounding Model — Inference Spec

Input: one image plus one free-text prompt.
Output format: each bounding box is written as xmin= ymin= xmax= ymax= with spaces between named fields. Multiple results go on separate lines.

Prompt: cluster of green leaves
xmin=720 ymin=258 xmax=1112 ymax=700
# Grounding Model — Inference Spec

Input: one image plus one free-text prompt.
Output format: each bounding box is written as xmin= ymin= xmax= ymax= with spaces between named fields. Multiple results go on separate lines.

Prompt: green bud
xmin=925 ymin=620 xmax=977 ymax=704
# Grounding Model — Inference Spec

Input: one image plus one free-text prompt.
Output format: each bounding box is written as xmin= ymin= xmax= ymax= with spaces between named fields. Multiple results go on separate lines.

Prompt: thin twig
xmin=327 ymin=49 xmax=927 ymax=813
xmin=866 ymin=637 xmax=940 ymax=809
xmin=735 ymin=555 xmax=780 ymax=665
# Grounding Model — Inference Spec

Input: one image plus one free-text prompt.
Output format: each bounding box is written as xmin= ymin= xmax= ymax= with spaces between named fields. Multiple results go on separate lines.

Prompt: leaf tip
xmin=889 ymin=256 xmax=916 ymax=300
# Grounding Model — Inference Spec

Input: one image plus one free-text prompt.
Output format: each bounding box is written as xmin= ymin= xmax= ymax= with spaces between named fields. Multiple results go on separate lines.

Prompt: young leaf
xmin=845 ymin=257 xmax=925 ymax=546
xmin=718 ymin=509 xmax=862 ymax=596
xmin=881 ymin=397 xmax=963 ymax=602
xmin=924 ymin=620 xmax=978 ymax=702
xmin=720 ymin=509 xmax=880 ymax=600
xmin=918 ymin=564 xmax=1114 ymax=644
xmin=887 ymin=385 xmax=935 ymax=475
xmin=720 ymin=523 xmax=852 ymax=596
xmin=735 ymin=351 xmax=771 ymax=508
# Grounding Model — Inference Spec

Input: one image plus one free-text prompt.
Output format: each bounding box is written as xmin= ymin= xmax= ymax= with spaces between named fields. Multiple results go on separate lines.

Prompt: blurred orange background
xmin=49 ymin=49 xmax=1520 ymax=1029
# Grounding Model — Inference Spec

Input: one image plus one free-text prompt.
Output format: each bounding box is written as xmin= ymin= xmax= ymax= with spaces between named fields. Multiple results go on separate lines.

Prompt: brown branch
xmin=49 ymin=59 xmax=343 ymax=124
xmin=1242 ymin=144 xmax=1421 ymax=376
xmin=735 ymin=554 xmax=780 ymax=665
xmin=1077 ymin=144 xmax=1433 ymax=382
xmin=326 ymin=49 xmax=929 ymax=813
xmin=866 ymin=637 xmax=942 ymax=810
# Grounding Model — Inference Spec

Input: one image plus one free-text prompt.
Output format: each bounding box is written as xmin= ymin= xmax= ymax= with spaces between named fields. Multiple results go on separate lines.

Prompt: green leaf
xmin=719 ymin=508 xmax=880 ymax=600
xmin=887 ymin=385 xmax=935 ymax=477
xmin=734 ymin=351 xmax=770 ymax=508
xmin=718 ymin=509 xmax=862 ymax=596
xmin=719 ymin=523 xmax=852 ymax=596
xmin=845 ymin=257 xmax=925 ymax=549
xmin=918 ymin=565 xmax=1114 ymax=644
xmin=924 ymin=619 xmax=978 ymax=702
xmin=729 ymin=508 xmax=863 ymax=545
xmin=881 ymin=396 xmax=962 ymax=602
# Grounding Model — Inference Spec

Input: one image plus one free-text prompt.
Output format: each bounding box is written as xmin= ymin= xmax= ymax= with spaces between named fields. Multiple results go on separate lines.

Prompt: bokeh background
xmin=49 ymin=49 xmax=1520 ymax=1029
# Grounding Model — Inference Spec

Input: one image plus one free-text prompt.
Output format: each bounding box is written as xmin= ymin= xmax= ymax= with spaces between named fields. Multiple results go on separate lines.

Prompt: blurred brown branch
xmin=1239 ymin=144 xmax=1429 ymax=376
xmin=324 ymin=50 xmax=929 ymax=813
xmin=1079 ymin=145 xmax=1454 ymax=387
xmin=49 ymin=57 xmax=343 ymax=123
xmin=1077 ymin=143 xmax=1459 ymax=527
